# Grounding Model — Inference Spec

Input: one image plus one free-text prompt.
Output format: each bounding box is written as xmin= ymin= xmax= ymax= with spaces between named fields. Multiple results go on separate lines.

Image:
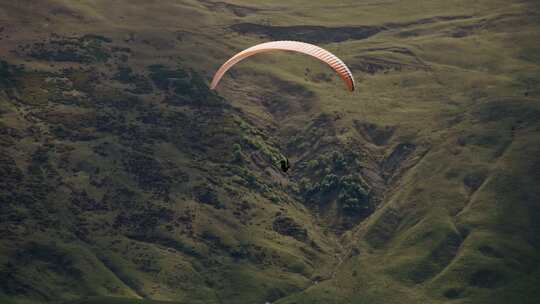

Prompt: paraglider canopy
xmin=210 ymin=40 xmax=355 ymax=92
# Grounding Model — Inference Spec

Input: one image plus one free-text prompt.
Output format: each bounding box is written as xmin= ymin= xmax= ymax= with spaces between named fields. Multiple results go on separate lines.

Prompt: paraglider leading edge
xmin=210 ymin=41 xmax=355 ymax=92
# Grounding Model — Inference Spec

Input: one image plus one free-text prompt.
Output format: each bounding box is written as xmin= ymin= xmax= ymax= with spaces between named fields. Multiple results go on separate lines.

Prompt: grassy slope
xmin=0 ymin=0 xmax=539 ymax=303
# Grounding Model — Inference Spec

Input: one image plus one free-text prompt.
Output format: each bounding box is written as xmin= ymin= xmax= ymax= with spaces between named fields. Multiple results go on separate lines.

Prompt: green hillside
xmin=0 ymin=0 xmax=539 ymax=303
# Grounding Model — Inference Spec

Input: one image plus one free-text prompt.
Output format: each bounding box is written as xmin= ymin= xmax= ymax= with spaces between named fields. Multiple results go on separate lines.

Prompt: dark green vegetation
xmin=1 ymin=0 xmax=539 ymax=303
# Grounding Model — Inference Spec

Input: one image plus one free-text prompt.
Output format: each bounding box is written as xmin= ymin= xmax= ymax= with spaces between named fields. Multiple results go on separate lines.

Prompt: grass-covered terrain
xmin=0 ymin=0 xmax=539 ymax=303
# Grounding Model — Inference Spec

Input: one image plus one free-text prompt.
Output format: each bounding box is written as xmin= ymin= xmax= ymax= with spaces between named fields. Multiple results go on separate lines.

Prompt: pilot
xmin=280 ymin=158 xmax=290 ymax=173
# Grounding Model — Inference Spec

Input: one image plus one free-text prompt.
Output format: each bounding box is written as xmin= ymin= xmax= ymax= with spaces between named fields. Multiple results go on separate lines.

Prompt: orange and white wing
xmin=210 ymin=40 xmax=355 ymax=92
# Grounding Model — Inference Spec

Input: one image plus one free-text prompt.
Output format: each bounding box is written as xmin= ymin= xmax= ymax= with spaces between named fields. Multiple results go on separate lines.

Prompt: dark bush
xmin=272 ymin=216 xmax=308 ymax=241
xmin=0 ymin=60 xmax=22 ymax=89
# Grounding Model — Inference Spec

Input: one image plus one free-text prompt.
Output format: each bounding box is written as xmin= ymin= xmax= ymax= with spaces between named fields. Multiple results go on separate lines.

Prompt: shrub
xmin=232 ymin=143 xmax=244 ymax=163
xmin=320 ymin=174 xmax=339 ymax=193
xmin=332 ymin=151 xmax=347 ymax=170
xmin=0 ymin=60 xmax=22 ymax=89
xmin=307 ymin=159 xmax=319 ymax=170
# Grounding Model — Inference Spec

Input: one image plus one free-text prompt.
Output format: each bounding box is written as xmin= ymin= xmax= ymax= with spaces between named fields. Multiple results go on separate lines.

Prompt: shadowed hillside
xmin=1 ymin=0 xmax=539 ymax=303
